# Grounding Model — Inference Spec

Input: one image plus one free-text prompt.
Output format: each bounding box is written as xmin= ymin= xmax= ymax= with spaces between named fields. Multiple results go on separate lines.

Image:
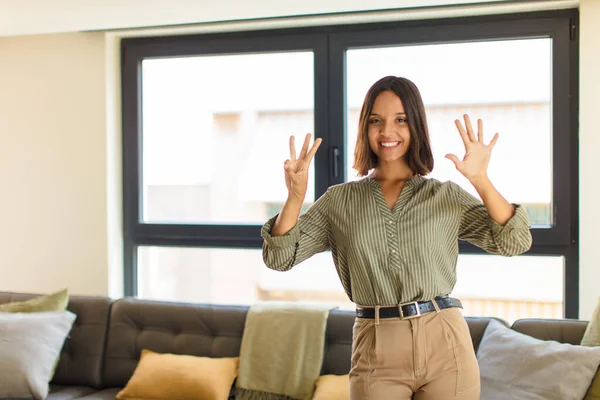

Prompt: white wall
xmin=577 ymin=0 xmax=600 ymax=320
xmin=0 ymin=32 xmax=109 ymax=296
xmin=0 ymin=1 xmax=598 ymax=320
xmin=0 ymin=0 xmax=566 ymax=37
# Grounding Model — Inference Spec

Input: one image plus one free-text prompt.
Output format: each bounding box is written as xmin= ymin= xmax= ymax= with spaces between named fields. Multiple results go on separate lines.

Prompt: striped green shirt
xmin=261 ymin=176 xmax=532 ymax=306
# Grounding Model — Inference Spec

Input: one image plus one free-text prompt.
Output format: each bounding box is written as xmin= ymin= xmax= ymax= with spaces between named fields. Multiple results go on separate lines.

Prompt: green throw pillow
xmin=0 ymin=288 xmax=69 ymax=313
xmin=0 ymin=288 xmax=70 ymax=379
xmin=584 ymin=373 xmax=600 ymax=400
xmin=582 ymin=296 xmax=600 ymax=399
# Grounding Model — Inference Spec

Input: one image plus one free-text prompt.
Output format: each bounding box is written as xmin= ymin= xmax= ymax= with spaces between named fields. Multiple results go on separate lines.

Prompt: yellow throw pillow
xmin=313 ymin=374 xmax=349 ymax=400
xmin=584 ymin=371 xmax=600 ymax=400
xmin=116 ymin=349 xmax=239 ymax=400
xmin=0 ymin=289 xmax=69 ymax=313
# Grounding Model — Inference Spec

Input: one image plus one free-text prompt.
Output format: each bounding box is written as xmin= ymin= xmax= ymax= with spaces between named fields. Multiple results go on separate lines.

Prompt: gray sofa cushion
xmin=512 ymin=318 xmax=588 ymax=345
xmin=62 ymin=388 xmax=121 ymax=400
xmin=322 ymin=310 xmax=353 ymax=375
xmin=47 ymin=385 xmax=97 ymax=400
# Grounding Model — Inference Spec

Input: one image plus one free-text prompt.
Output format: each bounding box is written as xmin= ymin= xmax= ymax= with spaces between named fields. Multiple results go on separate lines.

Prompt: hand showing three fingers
xmin=285 ymin=134 xmax=322 ymax=201
xmin=445 ymin=114 xmax=499 ymax=181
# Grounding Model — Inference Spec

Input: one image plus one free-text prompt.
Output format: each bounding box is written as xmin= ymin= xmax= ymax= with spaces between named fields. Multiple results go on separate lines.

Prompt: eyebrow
xmin=369 ymin=112 xmax=407 ymax=116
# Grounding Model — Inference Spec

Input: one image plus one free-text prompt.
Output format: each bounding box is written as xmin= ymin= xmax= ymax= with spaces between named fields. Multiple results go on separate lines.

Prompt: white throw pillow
xmin=0 ymin=311 xmax=77 ymax=400
xmin=477 ymin=319 xmax=600 ymax=400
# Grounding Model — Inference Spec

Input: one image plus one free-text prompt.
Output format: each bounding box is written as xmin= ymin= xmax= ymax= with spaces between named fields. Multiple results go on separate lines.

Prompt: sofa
xmin=0 ymin=291 xmax=592 ymax=399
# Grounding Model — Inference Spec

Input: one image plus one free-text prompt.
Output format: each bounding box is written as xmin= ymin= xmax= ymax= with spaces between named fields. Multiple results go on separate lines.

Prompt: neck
xmin=371 ymin=161 xmax=415 ymax=182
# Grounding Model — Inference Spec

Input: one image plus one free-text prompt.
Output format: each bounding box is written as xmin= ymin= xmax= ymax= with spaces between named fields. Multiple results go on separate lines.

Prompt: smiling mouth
xmin=380 ymin=141 xmax=400 ymax=148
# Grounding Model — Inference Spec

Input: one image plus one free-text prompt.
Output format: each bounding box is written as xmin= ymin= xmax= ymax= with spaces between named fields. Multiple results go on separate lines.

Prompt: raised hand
xmin=445 ymin=114 xmax=499 ymax=181
xmin=284 ymin=134 xmax=322 ymax=201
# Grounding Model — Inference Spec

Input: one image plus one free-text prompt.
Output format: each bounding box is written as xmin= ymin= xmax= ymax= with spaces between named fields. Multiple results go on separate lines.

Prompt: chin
xmin=379 ymin=151 xmax=408 ymax=162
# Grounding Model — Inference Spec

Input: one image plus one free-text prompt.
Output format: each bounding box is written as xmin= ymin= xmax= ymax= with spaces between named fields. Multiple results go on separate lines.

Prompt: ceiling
xmin=0 ymin=0 xmax=574 ymax=37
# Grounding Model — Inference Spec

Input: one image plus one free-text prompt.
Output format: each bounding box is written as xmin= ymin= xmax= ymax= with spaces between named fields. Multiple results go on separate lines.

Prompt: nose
xmin=380 ymin=119 xmax=397 ymax=135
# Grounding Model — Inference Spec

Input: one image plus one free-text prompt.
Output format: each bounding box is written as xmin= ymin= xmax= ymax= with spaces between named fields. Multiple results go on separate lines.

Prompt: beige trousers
xmin=349 ymin=307 xmax=480 ymax=400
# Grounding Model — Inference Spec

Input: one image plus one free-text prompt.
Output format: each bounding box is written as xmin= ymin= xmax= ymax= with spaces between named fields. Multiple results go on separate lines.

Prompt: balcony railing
xmin=257 ymin=289 xmax=563 ymax=325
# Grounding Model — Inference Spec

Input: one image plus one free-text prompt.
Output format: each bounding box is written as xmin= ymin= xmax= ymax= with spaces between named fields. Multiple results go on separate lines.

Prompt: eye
xmin=368 ymin=118 xmax=381 ymax=124
xmin=396 ymin=118 xmax=407 ymax=124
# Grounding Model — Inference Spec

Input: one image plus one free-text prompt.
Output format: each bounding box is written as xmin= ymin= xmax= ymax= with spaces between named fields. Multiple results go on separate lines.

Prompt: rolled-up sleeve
xmin=453 ymin=183 xmax=532 ymax=256
xmin=261 ymin=190 xmax=331 ymax=271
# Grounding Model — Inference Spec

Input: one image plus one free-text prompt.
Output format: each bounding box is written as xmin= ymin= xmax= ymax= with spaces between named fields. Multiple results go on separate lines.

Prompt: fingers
xmin=288 ymin=133 xmax=322 ymax=167
xmin=298 ymin=133 xmax=311 ymax=160
xmin=454 ymin=119 xmax=470 ymax=149
xmin=463 ymin=114 xmax=477 ymax=142
xmin=289 ymin=136 xmax=296 ymax=161
xmin=306 ymin=137 xmax=322 ymax=162
xmin=445 ymin=153 xmax=461 ymax=168
xmin=456 ymin=115 xmax=487 ymax=144
xmin=489 ymin=132 xmax=499 ymax=148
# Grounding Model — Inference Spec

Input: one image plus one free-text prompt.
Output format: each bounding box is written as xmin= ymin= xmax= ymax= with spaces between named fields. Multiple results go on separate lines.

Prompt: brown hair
xmin=353 ymin=76 xmax=434 ymax=177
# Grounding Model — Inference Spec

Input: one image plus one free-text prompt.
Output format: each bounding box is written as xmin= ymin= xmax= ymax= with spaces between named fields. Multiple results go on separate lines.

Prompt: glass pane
xmin=137 ymin=247 xmax=563 ymax=325
xmin=454 ymin=255 xmax=564 ymax=325
xmin=346 ymin=39 xmax=552 ymax=227
xmin=137 ymin=246 xmax=352 ymax=310
xmin=141 ymin=52 xmax=315 ymax=225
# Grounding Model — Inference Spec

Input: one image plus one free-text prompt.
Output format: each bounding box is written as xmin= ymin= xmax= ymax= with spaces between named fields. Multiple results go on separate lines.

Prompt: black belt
xmin=356 ymin=296 xmax=462 ymax=320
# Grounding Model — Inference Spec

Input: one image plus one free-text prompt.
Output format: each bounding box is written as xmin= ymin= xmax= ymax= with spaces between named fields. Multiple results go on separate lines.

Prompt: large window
xmin=122 ymin=9 xmax=579 ymax=324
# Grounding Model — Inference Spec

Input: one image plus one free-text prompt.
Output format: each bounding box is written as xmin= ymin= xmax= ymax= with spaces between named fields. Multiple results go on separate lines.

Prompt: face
xmin=367 ymin=90 xmax=411 ymax=164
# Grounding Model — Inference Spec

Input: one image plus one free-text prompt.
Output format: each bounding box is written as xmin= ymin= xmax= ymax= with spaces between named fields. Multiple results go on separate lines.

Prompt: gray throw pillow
xmin=477 ymin=319 xmax=600 ymax=400
xmin=0 ymin=311 xmax=76 ymax=400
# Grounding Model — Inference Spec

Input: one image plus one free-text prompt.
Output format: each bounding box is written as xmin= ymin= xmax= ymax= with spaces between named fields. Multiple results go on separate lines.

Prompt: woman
xmin=260 ymin=76 xmax=532 ymax=399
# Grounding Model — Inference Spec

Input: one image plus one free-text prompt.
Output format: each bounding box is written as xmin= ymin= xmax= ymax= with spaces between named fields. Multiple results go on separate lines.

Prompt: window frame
xmin=121 ymin=32 xmax=331 ymax=293
xmin=121 ymin=9 xmax=579 ymax=317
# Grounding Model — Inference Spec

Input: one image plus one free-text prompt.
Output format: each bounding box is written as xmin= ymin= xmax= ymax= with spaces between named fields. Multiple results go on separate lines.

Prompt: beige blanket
xmin=235 ymin=301 xmax=334 ymax=400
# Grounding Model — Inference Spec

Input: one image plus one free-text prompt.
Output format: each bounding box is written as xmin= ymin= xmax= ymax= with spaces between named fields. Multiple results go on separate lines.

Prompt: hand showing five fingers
xmin=446 ymin=114 xmax=499 ymax=181
xmin=285 ymin=134 xmax=322 ymax=201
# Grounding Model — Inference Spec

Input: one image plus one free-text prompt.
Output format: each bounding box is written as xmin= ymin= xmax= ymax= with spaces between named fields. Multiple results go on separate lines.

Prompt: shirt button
xmin=388 ymin=220 xmax=393 ymax=224
xmin=391 ymin=250 xmax=397 ymax=254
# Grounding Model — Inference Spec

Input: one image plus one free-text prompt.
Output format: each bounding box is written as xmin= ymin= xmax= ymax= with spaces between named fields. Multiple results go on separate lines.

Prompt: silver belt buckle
xmin=398 ymin=300 xmax=421 ymax=320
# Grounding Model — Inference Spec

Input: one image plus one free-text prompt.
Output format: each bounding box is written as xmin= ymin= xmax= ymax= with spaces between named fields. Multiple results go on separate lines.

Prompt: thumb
xmin=284 ymin=160 xmax=291 ymax=170
xmin=445 ymin=154 xmax=461 ymax=169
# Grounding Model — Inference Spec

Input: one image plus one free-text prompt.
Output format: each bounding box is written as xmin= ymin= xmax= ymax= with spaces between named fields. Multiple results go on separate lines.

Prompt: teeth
xmin=381 ymin=142 xmax=399 ymax=147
